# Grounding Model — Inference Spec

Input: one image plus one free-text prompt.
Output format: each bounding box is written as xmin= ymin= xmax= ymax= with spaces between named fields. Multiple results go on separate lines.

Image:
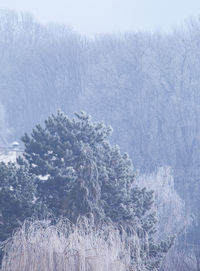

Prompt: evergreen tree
xmin=0 ymin=162 xmax=39 ymax=262
xmin=20 ymin=111 xmax=172 ymax=270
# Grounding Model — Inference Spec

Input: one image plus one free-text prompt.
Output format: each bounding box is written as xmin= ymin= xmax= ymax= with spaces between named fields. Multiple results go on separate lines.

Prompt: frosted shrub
xmin=0 ymin=217 xmax=132 ymax=271
xmin=137 ymin=166 xmax=187 ymax=240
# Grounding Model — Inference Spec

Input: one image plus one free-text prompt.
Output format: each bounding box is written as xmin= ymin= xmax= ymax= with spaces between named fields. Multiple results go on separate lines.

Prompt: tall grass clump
xmin=0 ymin=217 xmax=135 ymax=271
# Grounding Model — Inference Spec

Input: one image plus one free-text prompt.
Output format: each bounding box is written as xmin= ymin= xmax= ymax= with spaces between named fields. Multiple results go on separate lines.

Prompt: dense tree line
xmin=0 ymin=11 xmax=199 ymax=200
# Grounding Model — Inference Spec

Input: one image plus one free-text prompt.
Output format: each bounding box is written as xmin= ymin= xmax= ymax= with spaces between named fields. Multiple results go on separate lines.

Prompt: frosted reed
xmin=0 ymin=217 xmax=133 ymax=271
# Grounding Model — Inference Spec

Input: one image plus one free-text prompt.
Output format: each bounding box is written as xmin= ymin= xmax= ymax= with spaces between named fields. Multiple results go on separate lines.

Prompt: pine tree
xmin=19 ymin=111 xmax=172 ymax=270
xmin=0 ymin=162 xmax=39 ymax=262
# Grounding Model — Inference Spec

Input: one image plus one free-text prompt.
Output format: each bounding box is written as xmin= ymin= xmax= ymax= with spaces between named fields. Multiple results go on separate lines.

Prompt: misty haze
xmin=0 ymin=2 xmax=200 ymax=271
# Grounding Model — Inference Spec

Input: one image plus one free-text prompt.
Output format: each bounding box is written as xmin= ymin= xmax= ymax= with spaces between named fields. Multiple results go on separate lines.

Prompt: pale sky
xmin=0 ymin=0 xmax=200 ymax=35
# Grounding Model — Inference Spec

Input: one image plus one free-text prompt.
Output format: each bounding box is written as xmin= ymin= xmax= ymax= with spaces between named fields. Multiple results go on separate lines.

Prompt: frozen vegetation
xmin=0 ymin=9 xmax=200 ymax=270
xmin=1 ymin=218 xmax=132 ymax=271
xmin=137 ymin=167 xmax=187 ymax=241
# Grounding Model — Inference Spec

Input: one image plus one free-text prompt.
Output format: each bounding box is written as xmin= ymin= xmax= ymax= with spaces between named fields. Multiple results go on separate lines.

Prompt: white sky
xmin=0 ymin=0 xmax=200 ymax=35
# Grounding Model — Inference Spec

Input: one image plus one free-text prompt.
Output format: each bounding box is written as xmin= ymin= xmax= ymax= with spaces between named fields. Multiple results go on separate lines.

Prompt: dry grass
xmin=0 ymin=217 xmax=133 ymax=271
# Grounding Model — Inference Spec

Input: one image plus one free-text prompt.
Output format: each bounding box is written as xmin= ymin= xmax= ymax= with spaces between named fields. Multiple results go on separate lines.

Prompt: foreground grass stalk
xmin=0 ymin=218 xmax=136 ymax=271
